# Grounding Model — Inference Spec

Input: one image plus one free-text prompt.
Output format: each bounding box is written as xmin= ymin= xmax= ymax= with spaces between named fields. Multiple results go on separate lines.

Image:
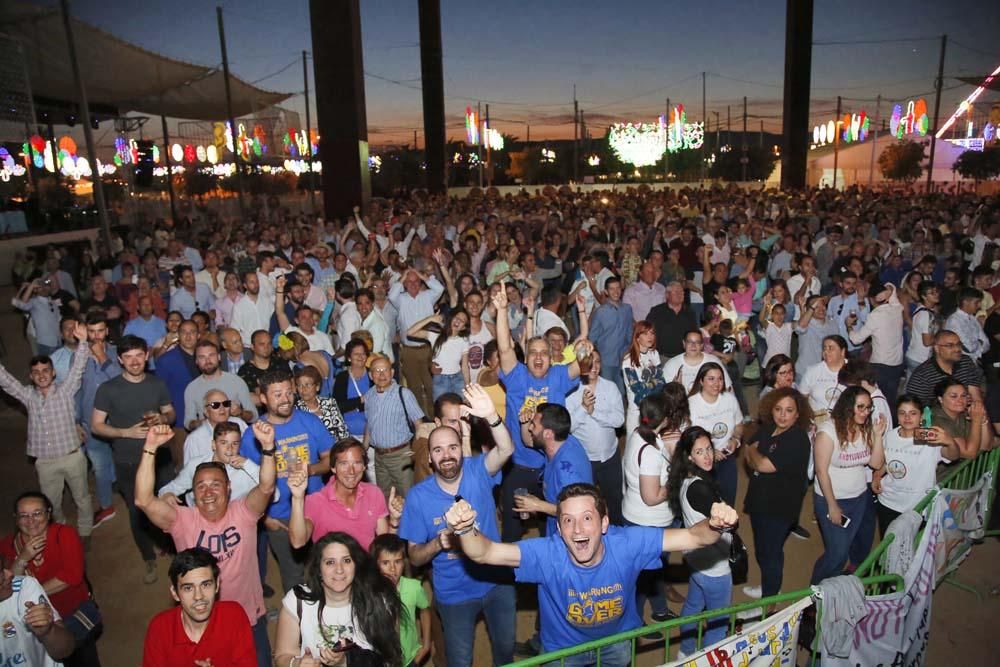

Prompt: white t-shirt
xmin=687 ymin=391 xmax=743 ymax=452
xmin=282 ymin=588 xmax=372 ymax=655
xmin=466 ymin=324 xmax=494 ymax=383
xmin=621 ymin=429 xmax=674 ymax=526
xmin=662 ymin=354 xmax=732 ymax=394
xmin=571 ymin=268 xmax=614 ymax=317
xmin=814 ymin=422 xmax=871 ymax=499
xmin=533 ymin=308 xmax=569 ymax=338
xmin=800 ymin=361 xmax=843 ymax=415
xmin=762 ymin=321 xmax=793 ymax=365
xmin=879 ymin=427 xmax=948 ymax=513
xmin=287 ymin=326 xmax=335 ymax=356
xmin=427 ymin=332 xmax=470 ymax=375
xmin=621 ymin=349 xmax=663 ymax=434
xmin=0 ymin=576 xmax=62 ymax=667
xmin=906 ymin=308 xmax=935 ymax=364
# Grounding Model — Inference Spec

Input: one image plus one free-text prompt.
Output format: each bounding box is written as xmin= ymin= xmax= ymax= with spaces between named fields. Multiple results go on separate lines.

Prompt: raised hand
xmin=288 ymin=464 xmax=308 ymax=499
xmin=444 ymin=499 xmax=477 ymax=533
xmin=388 ymin=486 xmax=404 ymax=522
xmin=275 ymin=274 xmax=287 ymax=292
xmin=460 ymin=384 xmax=497 ymax=420
xmin=492 ymin=285 xmax=508 ymax=311
xmin=252 ymin=420 xmax=276 ymax=449
xmin=708 ymin=502 xmax=739 ymax=531
xmin=73 ymin=321 xmax=88 ymax=343
xmin=145 ymin=424 xmax=173 ymax=449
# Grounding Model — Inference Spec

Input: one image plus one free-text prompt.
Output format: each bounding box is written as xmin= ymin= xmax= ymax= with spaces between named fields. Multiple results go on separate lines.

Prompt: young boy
xmin=370 ymin=534 xmax=431 ymax=666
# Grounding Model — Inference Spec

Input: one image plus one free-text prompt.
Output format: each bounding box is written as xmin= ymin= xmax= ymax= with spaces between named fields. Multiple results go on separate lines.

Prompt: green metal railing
xmin=507 ymin=447 xmax=1000 ymax=667
xmin=505 ymin=574 xmax=903 ymax=666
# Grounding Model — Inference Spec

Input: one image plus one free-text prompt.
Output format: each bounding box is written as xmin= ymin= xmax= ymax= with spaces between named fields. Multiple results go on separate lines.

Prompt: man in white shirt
xmin=275 ymin=276 xmax=335 ymax=356
xmin=565 ymin=351 xmax=625 ymax=525
xmin=906 ymin=281 xmax=939 ymax=373
xmin=786 ymin=255 xmax=822 ymax=303
xmin=357 ymin=288 xmax=393 ymax=360
xmin=945 ymin=287 xmax=990 ymax=362
xmin=846 ymin=283 xmax=905 ymax=410
xmin=533 ymin=285 xmax=570 ymax=338
xmin=0 ymin=567 xmax=75 ymax=666
xmin=230 ymin=271 xmax=275 ymax=347
xmin=334 ymin=279 xmax=363 ymax=356
xmin=161 ymin=421 xmax=261 ymax=505
xmin=182 ymin=389 xmax=250 ymax=463
xmin=569 ymin=255 xmax=613 ymax=319
xmin=390 ymin=264 xmax=446 ymax=416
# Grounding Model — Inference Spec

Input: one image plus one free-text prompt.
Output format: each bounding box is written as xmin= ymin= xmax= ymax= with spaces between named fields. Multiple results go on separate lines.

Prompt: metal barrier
xmin=507 ymin=447 xmax=1000 ymax=667
xmin=504 ymin=574 xmax=903 ymax=666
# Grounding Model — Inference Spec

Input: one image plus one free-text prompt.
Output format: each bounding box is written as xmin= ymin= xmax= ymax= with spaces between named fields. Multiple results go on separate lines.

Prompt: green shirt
xmin=398 ymin=576 xmax=429 ymax=665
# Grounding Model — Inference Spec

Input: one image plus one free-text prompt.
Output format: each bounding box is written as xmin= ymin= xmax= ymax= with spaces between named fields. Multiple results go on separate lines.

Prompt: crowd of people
xmin=2 ymin=182 xmax=998 ymax=666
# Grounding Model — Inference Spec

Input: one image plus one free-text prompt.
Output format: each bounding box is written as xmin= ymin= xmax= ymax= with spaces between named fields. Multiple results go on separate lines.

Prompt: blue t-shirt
xmin=239 ymin=409 xmax=332 ymax=520
xmin=398 ymin=456 xmax=510 ymax=605
xmin=500 ymin=363 xmax=579 ymax=468
xmin=515 ymin=526 xmax=664 ymax=653
xmin=543 ymin=437 xmax=593 ymax=536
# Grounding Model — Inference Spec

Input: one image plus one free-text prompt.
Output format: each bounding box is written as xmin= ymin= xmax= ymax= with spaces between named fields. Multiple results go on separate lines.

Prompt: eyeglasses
xmin=684 ymin=339 xmax=703 ymax=345
xmin=15 ymin=509 xmax=49 ymax=522
xmin=854 ymin=404 xmax=874 ymax=412
xmin=206 ymin=400 xmax=233 ymax=409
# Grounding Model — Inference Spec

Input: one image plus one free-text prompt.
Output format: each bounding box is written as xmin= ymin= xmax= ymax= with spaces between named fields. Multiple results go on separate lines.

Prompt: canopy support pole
xmin=217 ymin=6 xmax=247 ymax=220
xmin=160 ymin=111 xmax=179 ymax=223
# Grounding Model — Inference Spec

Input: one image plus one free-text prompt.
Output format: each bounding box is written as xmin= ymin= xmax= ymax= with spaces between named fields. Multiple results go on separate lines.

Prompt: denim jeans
xmin=749 ymin=513 xmax=793 ymax=597
xmin=85 ymin=436 xmax=116 ymax=510
xmin=810 ymin=490 xmax=874 ymax=584
xmin=433 ymin=372 xmax=466 ymax=400
xmin=679 ymin=571 xmax=733 ymax=654
xmin=713 ymin=455 xmax=738 ymax=507
xmin=252 ymin=615 xmax=272 ymax=667
xmin=544 ymin=639 xmax=631 ymax=667
xmin=436 ymin=583 xmax=516 ymax=667
xmin=848 ymin=484 xmax=877 ymax=567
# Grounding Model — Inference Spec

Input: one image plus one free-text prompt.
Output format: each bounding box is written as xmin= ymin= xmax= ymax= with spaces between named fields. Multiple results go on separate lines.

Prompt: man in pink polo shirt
xmin=288 ymin=437 xmax=403 ymax=551
xmin=136 ymin=422 xmax=276 ymax=667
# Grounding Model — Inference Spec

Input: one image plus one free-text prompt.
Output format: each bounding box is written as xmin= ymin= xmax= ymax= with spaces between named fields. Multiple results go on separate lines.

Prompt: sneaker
xmin=143 ymin=560 xmax=158 ymax=585
xmin=790 ymin=524 xmax=811 ymax=540
xmin=640 ymin=628 xmax=664 ymax=641
xmin=514 ymin=640 xmax=540 ymax=657
xmin=651 ymin=609 xmax=678 ymax=622
xmin=742 ymin=585 xmax=763 ymax=599
xmin=93 ymin=507 xmax=116 ymax=529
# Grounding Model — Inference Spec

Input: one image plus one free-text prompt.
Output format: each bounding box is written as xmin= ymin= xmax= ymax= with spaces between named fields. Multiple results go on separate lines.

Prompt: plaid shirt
xmin=0 ymin=345 xmax=90 ymax=459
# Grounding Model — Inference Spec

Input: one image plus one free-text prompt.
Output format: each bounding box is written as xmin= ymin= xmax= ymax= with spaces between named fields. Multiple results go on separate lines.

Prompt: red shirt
xmin=142 ymin=599 xmax=256 ymax=667
xmin=0 ymin=523 xmax=88 ymax=617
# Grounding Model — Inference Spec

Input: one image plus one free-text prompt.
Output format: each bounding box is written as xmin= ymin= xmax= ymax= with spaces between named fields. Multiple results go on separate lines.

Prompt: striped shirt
xmin=363 ymin=382 xmax=425 ymax=448
xmin=0 ymin=345 xmax=90 ymax=459
xmin=904 ymin=355 xmax=985 ymax=405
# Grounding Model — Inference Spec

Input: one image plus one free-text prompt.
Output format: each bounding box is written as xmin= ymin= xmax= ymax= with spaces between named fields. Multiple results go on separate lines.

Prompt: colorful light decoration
xmin=170 ymin=143 xmax=184 ymax=163
xmin=183 ymin=144 xmax=197 ymax=163
xmin=465 ymin=107 xmax=480 ymax=145
xmin=608 ymin=121 xmax=666 ymax=166
xmin=840 ymin=111 xmax=870 ymax=143
xmin=541 ymin=148 xmax=556 ymax=163
xmin=195 ymin=145 xmax=207 ymax=163
xmin=483 ymin=126 xmax=504 ymax=151
xmin=946 ymin=137 xmax=985 ymax=152
xmin=889 ymin=99 xmax=929 ymax=139
xmin=369 ymin=155 xmax=382 ymax=173
xmin=206 ymin=145 xmax=219 ymax=164
xmin=666 ymin=105 xmax=704 ymax=153
xmin=936 ymin=62 xmax=1000 ymax=139
xmin=984 ymin=123 xmax=996 ymax=143
xmin=587 ymin=155 xmax=600 ymax=166
xmin=0 ymin=147 xmax=14 ymax=170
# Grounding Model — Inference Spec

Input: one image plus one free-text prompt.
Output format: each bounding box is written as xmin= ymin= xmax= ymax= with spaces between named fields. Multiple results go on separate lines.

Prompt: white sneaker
xmin=675 ymin=648 xmax=690 ymax=660
xmin=742 ymin=585 xmax=762 ymax=599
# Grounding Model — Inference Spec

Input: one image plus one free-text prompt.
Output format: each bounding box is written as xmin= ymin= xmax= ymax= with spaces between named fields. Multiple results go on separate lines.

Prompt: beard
xmin=431 ymin=456 xmax=462 ymax=480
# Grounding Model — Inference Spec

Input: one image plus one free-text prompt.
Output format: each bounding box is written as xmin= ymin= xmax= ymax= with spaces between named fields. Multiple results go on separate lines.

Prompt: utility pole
xmin=413 ymin=129 xmax=418 ymax=149
xmin=217 ymin=6 xmax=246 ymax=219
xmin=833 ymin=95 xmax=842 ymax=189
xmin=485 ymin=103 xmax=491 ymax=188
xmin=701 ymin=71 xmax=707 ymax=181
xmin=160 ymin=112 xmax=179 ymax=223
xmin=926 ymin=34 xmax=947 ymax=193
xmin=59 ymin=0 xmax=111 ymax=248
xmin=727 ymin=105 xmax=731 ymax=148
xmin=869 ymin=94 xmax=880 ymax=187
xmin=760 ymin=120 xmax=764 ymax=147
xmin=477 ymin=101 xmax=483 ymax=188
xmin=573 ymin=85 xmax=579 ymax=183
xmin=664 ymin=97 xmax=670 ymax=184
xmin=713 ymin=111 xmax=720 ymax=150
xmin=302 ymin=50 xmax=315 ymax=214
xmin=742 ymin=96 xmax=748 ymax=182
xmin=526 ymin=123 xmax=530 ymax=143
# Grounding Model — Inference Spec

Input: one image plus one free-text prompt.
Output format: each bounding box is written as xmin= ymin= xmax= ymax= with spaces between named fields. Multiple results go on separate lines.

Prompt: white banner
xmin=662 ymin=596 xmax=811 ymax=667
xmin=933 ymin=471 xmax=992 ymax=580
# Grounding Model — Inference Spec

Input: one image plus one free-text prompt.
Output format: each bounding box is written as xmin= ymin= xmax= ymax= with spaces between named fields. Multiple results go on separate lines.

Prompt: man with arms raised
xmin=136 ymin=422 xmax=276 ymax=667
xmin=142 ymin=548 xmax=256 ymax=667
xmin=444 ymin=483 xmax=738 ymax=665
xmin=398 ymin=385 xmax=516 ymax=667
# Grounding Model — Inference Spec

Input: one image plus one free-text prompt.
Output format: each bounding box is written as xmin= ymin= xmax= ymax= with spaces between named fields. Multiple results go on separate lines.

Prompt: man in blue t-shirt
xmin=398 ymin=385 xmax=515 ymax=667
xmin=240 ymin=368 xmax=332 ymax=594
xmin=494 ymin=286 xmax=590 ymax=541
xmin=513 ymin=404 xmax=593 ymax=536
xmin=444 ymin=483 xmax=738 ymax=666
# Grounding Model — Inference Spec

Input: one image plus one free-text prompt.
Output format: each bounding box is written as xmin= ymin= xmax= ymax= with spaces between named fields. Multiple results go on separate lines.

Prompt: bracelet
xmin=453 ymin=522 xmax=479 ymax=537
xmin=488 ymin=415 xmax=503 ymax=428
xmin=143 ymin=449 xmax=157 ymax=456
xmin=261 ymin=448 xmax=276 ymax=457
xmin=276 ymin=291 xmax=285 ymax=295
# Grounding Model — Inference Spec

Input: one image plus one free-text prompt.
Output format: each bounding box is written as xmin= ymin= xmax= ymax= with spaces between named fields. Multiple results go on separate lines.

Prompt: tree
xmin=878 ymin=140 xmax=925 ymax=183
xmin=708 ymin=146 xmax=778 ymax=182
xmin=953 ymin=149 xmax=1000 ymax=185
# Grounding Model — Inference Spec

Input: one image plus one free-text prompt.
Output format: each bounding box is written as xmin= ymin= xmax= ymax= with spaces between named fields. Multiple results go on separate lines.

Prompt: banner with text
xmin=663 ymin=597 xmax=811 ymax=667
xmin=934 ymin=471 xmax=992 ymax=580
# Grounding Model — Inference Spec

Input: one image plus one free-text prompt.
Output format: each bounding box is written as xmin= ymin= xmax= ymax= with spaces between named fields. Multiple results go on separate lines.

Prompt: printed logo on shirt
xmin=824 ymin=386 xmax=842 ymax=407
xmin=194 ymin=525 xmax=243 ymax=562
xmin=1 ymin=621 xmax=15 ymax=638
xmin=887 ymin=459 xmax=907 ymax=479
xmin=519 ymin=388 xmax=550 ymax=421
xmin=711 ymin=422 xmax=729 ymax=440
xmin=275 ymin=434 xmax=311 ymax=477
xmin=565 ymin=583 xmax=625 ymax=627
xmin=468 ymin=344 xmax=485 ymax=370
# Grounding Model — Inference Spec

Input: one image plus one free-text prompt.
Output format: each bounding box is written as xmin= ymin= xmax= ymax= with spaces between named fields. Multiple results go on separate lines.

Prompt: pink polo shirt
xmin=304 ymin=480 xmax=388 ymax=550
xmin=167 ymin=498 xmax=265 ymax=624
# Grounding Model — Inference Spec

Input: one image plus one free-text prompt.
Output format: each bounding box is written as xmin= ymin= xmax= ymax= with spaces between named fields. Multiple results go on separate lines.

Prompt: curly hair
xmin=830 ymin=385 xmax=874 ymax=451
xmin=757 ymin=387 xmax=814 ymax=432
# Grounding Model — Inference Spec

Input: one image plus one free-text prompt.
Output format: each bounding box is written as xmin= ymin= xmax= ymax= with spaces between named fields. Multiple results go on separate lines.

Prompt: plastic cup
xmin=514 ymin=487 xmax=530 ymax=520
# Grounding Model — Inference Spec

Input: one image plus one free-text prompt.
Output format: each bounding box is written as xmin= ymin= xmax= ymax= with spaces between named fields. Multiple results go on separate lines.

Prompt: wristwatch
xmin=488 ymin=414 xmax=503 ymax=428
xmin=261 ymin=448 xmax=276 ymax=457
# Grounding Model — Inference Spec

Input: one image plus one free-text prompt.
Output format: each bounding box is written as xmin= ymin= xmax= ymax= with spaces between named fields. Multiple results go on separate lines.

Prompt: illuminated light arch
xmin=608 ymin=122 xmax=666 ymax=166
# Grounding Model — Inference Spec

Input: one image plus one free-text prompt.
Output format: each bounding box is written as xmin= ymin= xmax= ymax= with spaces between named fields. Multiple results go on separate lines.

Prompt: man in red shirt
xmin=136 ymin=423 xmax=276 ymax=667
xmin=142 ymin=548 xmax=256 ymax=666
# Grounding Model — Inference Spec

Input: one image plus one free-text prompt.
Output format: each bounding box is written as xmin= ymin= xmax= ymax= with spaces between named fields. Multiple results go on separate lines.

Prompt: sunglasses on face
xmin=206 ymin=400 xmax=233 ymax=410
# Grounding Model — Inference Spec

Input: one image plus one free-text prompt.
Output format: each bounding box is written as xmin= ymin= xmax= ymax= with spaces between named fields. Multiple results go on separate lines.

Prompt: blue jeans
xmin=84 ymin=436 xmax=116 ymax=510
xmin=436 ymin=583 xmax=515 ymax=667
xmin=433 ymin=372 xmax=465 ymax=400
xmin=679 ymin=571 xmax=733 ymax=654
xmin=252 ymin=615 xmax=271 ymax=667
xmin=810 ymin=490 xmax=874 ymax=584
xmin=545 ymin=639 xmax=630 ymax=667
xmin=713 ymin=455 xmax=738 ymax=507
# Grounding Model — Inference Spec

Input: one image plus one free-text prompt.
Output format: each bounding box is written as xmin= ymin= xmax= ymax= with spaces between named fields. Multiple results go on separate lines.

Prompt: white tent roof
xmin=0 ymin=1 xmax=291 ymax=121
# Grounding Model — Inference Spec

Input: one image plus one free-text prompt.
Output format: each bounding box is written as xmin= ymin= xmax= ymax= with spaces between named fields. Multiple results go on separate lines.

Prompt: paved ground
xmin=0 ymin=289 xmax=996 ymax=666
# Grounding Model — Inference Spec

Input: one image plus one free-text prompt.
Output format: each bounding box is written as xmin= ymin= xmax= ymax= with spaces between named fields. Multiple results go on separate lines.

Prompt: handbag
xmin=729 ymin=531 xmax=749 ymax=585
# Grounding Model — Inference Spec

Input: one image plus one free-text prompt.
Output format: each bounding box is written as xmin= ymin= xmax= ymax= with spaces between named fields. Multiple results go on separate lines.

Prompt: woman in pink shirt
xmin=287 ymin=438 xmax=404 ymax=551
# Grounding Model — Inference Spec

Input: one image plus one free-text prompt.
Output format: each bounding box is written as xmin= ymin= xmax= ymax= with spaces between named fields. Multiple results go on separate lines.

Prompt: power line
xmin=948 ymin=40 xmax=1000 ymax=60
xmin=813 ymin=36 xmax=939 ymax=46
xmin=250 ymin=58 xmax=300 ymax=85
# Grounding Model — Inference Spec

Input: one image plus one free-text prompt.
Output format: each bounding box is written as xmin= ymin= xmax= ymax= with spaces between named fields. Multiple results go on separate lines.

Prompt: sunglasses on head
xmin=206 ymin=400 xmax=232 ymax=409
